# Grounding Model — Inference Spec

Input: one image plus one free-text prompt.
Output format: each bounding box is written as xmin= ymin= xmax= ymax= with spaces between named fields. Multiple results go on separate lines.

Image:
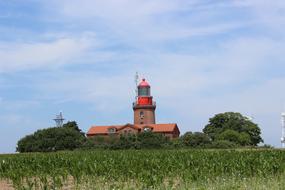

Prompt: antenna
xmin=281 ymin=113 xmax=285 ymax=148
xmin=54 ymin=111 xmax=65 ymax=127
xmin=135 ymin=72 xmax=139 ymax=98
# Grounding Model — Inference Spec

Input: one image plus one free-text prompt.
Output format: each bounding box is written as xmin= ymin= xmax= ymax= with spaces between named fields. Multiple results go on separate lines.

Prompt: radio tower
xmin=281 ymin=113 xmax=285 ymax=148
xmin=54 ymin=112 xmax=65 ymax=127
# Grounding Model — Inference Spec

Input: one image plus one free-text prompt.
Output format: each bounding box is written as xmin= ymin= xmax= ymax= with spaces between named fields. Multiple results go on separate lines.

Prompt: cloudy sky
xmin=0 ymin=0 xmax=285 ymax=153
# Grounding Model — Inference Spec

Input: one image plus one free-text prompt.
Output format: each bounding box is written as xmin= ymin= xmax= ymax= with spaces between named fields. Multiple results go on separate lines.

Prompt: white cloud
xmin=0 ymin=37 xmax=91 ymax=73
xmin=57 ymin=0 xmax=181 ymax=20
xmin=32 ymin=32 xmax=284 ymax=109
xmin=0 ymin=99 xmax=40 ymax=111
xmin=36 ymin=73 xmax=135 ymax=113
xmin=233 ymin=0 xmax=285 ymax=30
xmin=44 ymin=0 xmax=247 ymax=45
xmin=0 ymin=114 xmax=28 ymax=126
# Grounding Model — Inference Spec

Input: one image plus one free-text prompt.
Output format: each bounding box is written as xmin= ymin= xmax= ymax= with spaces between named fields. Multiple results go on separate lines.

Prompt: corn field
xmin=0 ymin=149 xmax=284 ymax=189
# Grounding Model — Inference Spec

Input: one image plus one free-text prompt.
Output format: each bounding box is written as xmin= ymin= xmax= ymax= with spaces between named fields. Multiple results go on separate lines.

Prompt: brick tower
xmin=133 ymin=78 xmax=156 ymax=125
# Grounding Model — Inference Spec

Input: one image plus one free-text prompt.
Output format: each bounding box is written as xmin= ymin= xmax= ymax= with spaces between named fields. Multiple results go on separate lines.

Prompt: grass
xmin=78 ymin=174 xmax=285 ymax=190
xmin=0 ymin=149 xmax=284 ymax=189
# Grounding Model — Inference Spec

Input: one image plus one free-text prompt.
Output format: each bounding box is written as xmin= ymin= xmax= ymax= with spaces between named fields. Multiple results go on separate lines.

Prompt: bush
xmin=181 ymin=132 xmax=211 ymax=148
xmin=107 ymin=132 xmax=170 ymax=149
xmin=210 ymin=140 xmax=238 ymax=149
xmin=137 ymin=132 xmax=169 ymax=149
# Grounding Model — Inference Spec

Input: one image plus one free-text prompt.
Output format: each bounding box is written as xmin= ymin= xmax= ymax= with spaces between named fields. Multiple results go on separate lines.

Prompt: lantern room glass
xmin=138 ymin=87 xmax=150 ymax=96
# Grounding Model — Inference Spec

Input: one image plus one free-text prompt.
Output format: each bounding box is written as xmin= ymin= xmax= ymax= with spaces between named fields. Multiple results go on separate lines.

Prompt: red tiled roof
xmin=118 ymin=124 xmax=141 ymax=131
xmin=135 ymin=124 xmax=178 ymax=133
xmin=87 ymin=123 xmax=179 ymax=135
xmin=87 ymin=125 xmax=123 ymax=135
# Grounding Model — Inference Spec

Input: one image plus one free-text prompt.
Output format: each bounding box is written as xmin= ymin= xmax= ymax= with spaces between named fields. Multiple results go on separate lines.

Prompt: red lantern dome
xmin=138 ymin=78 xmax=150 ymax=87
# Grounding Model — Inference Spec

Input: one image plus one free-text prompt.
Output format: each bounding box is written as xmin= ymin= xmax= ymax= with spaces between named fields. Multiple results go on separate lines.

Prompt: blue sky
xmin=0 ymin=0 xmax=285 ymax=153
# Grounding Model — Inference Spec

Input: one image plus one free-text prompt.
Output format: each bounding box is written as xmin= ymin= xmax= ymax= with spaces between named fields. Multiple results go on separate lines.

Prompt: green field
xmin=0 ymin=149 xmax=285 ymax=189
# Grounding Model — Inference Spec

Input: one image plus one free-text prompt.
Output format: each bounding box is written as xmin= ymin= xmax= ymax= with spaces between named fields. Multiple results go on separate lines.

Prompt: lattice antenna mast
xmin=54 ymin=112 xmax=65 ymax=127
xmin=135 ymin=72 xmax=139 ymax=99
xmin=281 ymin=113 xmax=285 ymax=148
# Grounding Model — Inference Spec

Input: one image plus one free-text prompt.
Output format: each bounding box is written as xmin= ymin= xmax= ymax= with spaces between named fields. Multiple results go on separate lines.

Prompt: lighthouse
xmin=87 ymin=77 xmax=180 ymax=139
xmin=133 ymin=78 xmax=156 ymax=125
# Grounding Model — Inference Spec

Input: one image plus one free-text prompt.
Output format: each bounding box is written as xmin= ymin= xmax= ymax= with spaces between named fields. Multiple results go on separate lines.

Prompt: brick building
xmin=87 ymin=78 xmax=180 ymax=139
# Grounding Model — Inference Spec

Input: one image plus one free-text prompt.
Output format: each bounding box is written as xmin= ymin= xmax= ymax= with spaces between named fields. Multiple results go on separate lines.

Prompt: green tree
xmin=17 ymin=121 xmax=86 ymax=152
xmin=217 ymin=129 xmax=251 ymax=146
xmin=63 ymin=121 xmax=83 ymax=134
xmin=203 ymin=112 xmax=263 ymax=146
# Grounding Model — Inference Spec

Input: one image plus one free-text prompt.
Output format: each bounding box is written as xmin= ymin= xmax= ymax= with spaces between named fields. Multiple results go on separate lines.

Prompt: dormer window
xmin=108 ymin=128 xmax=116 ymax=133
xmin=143 ymin=127 xmax=152 ymax=132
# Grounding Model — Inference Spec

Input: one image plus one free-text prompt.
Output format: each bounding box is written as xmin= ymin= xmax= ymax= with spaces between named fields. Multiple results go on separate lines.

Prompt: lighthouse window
xmin=140 ymin=111 xmax=144 ymax=118
xmin=138 ymin=88 xmax=150 ymax=96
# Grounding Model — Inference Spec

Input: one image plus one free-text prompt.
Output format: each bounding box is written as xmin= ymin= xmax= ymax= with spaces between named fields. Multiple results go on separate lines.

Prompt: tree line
xmin=17 ymin=112 xmax=266 ymax=153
